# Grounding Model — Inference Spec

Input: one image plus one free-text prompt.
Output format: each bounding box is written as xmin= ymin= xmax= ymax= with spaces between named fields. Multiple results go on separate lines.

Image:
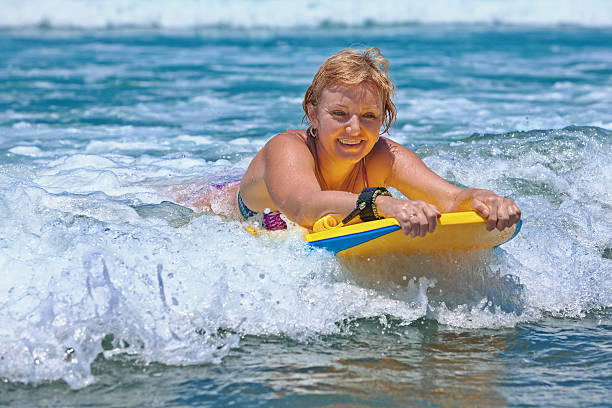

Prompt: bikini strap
xmin=237 ymin=191 xmax=256 ymax=220
xmin=361 ymin=157 xmax=368 ymax=188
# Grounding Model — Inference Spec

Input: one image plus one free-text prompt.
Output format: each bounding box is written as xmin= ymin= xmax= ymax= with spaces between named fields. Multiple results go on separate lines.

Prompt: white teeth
xmin=339 ymin=139 xmax=361 ymax=145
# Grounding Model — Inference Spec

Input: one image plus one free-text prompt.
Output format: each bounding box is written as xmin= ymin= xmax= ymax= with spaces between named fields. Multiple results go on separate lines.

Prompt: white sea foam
xmin=1 ymin=0 xmax=611 ymax=28
xmin=176 ymin=135 xmax=216 ymax=145
xmin=8 ymin=146 xmax=45 ymax=157
xmin=0 ymin=126 xmax=611 ymax=388
xmin=85 ymin=140 xmax=170 ymax=154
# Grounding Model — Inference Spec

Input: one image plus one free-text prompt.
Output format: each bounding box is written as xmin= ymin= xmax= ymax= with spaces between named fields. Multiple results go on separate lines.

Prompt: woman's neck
xmin=311 ymin=139 xmax=364 ymax=192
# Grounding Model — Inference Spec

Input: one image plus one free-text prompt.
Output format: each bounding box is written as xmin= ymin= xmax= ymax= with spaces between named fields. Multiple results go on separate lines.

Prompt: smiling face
xmin=309 ymin=82 xmax=383 ymax=165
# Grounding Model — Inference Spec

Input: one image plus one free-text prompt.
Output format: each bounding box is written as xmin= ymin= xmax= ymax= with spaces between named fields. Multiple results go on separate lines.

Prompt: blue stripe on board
xmin=308 ymin=225 xmax=401 ymax=254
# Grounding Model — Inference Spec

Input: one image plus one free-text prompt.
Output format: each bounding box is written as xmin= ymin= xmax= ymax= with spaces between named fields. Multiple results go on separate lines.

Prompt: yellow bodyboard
xmin=306 ymin=211 xmax=520 ymax=257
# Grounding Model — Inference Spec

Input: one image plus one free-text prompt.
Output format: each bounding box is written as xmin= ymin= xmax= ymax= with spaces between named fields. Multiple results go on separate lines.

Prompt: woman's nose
xmin=345 ymin=114 xmax=360 ymax=135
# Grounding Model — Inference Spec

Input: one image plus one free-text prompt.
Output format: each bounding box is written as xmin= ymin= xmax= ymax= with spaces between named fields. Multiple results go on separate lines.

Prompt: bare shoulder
xmin=369 ymin=136 xmax=415 ymax=158
xmin=366 ymin=136 xmax=421 ymax=185
xmin=263 ymin=129 xmax=316 ymax=170
xmin=241 ymin=129 xmax=315 ymax=212
xmin=374 ymin=136 xmax=420 ymax=158
xmin=263 ymin=129 xmax=310 ymax=155
xmin=267 ymin=129 xmax=307 ymax=145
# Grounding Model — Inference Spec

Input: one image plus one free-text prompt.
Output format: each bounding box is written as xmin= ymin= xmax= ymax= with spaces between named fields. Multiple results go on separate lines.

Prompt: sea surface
xmin=1 ymin=1 xmax=611 ymax=407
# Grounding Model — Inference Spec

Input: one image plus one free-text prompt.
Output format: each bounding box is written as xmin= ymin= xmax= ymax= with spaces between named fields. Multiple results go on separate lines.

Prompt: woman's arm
xmin=251 ymin=133 xmax=359 ymax=228
xmin=375 ymin=138 xmax=521 ymax=234
xmin=448 ymin=187 xmax=522 ymax=231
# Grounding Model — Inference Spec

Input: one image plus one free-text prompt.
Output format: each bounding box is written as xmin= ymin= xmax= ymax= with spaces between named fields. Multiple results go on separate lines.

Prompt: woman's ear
xmin=307 ymin=103 xmax=318 ymax=128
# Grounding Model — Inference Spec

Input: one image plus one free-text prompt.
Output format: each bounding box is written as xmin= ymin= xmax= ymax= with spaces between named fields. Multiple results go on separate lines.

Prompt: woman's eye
xmin=363 ymin=112 xmax=377 ymax=119
xmin=331 ymin=111 xmax=345 ymax=116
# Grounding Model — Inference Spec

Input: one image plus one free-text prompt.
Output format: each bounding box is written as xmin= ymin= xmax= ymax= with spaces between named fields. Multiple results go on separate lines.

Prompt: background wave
xmin=2 ymin=0 xmax=612 ymax=29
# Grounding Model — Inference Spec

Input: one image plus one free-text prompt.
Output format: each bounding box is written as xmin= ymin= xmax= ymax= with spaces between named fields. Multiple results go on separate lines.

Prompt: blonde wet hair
xmin=302 ymin=47 xmax=397 ymax=134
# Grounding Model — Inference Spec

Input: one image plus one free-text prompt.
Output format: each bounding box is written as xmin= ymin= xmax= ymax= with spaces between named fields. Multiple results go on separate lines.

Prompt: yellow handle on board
xmin=312 ymin=215 xmax=343 ymax=232
xmin=311 ymin=211 xmax=487 ymax=233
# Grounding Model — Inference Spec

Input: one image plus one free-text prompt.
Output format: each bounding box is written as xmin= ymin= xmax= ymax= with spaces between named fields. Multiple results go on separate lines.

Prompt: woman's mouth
xmin=338 ymin=138 xmax=362 ymax=146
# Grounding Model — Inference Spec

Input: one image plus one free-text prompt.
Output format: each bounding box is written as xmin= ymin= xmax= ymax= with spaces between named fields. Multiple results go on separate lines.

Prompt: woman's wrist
xmin=373 ymin=194 xmax=393 ymax=218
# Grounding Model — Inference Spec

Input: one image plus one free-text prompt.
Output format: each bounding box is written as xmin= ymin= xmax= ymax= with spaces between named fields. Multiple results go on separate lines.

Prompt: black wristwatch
xmin=342 ymin=187 xmax=392 ymax=224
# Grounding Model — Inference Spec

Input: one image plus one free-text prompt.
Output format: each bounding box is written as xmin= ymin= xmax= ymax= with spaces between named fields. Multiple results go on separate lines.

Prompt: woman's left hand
xmin=466 ymin=189 xmax=521 ymax=231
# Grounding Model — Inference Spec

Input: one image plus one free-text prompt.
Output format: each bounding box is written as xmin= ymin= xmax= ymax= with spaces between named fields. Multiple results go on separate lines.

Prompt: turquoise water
xmin=1 ymin=2 xmax=612 ymax=406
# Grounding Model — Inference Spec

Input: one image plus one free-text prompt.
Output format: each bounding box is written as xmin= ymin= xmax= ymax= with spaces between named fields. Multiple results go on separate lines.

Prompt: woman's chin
xmin=335 ymin=140 xmax=367 ymax=157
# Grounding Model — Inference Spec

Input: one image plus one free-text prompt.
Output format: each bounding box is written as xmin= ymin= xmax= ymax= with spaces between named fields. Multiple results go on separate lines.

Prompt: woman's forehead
xmin=320 ymin=83 xmax=382 ymax=107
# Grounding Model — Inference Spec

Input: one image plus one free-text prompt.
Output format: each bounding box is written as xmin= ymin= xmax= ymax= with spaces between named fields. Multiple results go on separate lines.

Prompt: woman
xmin=196 ymin=48 xmax=521 ymax=237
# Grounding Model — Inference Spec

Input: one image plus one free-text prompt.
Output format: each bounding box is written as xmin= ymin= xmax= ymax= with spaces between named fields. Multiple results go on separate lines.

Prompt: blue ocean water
xmin=1 ymin=1 xmax=611 ymax=406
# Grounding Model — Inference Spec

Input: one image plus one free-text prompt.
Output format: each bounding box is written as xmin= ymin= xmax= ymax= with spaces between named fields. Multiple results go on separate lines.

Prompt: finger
xmin=418 ymin=207 xmax=432 ymax=237
xmin=471 ymin=198 xmax=490 ymax=218
xmin=398 ymin=208 xmax=414 ymax=237
xmin=485 ymin=201 xmax=498 ymax=231
xmin=412 ymin=201 xmax=433 ymax=237
xmin=410 ymin=213 xmax=420 ymax=238
xmin=399 ymin=218 xmax=409 ymax=236
xmin=405 ymin=220 xmax=413 ymax=237
xmin=420 ymin=221 xmax=428 ymax=237
xmin=400 ymin=214 xmax=413 ymax=237
xmin=408 ymin=212 xmax=423 ymax=238
xmin=508 ymin=204 xmax=521 ymax=226
xmin=423 ymin=205 xmax=439 ymax=234
xmin=496 ymin=204 xmax=510 ymax=231
xmin=417 ymin=212 xmax=428 ymax=237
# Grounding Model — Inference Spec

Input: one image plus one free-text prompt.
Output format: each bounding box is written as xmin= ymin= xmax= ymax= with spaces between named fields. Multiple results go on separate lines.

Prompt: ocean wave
xmin=1 ymin=0 xmax=611 ymax=29
xmin=0 ymin=125 xmax=610 ymax=387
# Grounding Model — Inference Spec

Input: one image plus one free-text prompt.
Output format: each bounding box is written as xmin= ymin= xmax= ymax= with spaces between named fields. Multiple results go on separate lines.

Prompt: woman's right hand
xmin=375 ymin=195 xmax=441 ymax=238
